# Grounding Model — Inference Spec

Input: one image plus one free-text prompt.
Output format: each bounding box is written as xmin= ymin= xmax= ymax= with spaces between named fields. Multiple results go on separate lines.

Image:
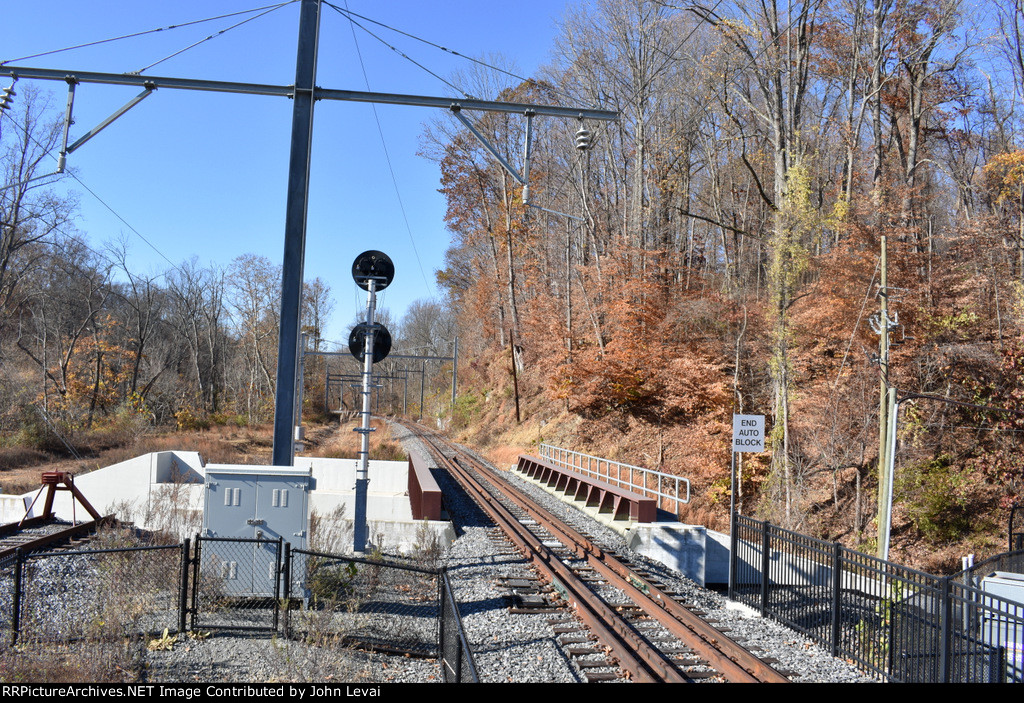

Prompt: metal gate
xmin=190 ymin=535 xmax=283 ymax=632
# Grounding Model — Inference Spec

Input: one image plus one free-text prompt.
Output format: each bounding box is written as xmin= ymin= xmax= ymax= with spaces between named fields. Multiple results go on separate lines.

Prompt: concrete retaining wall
xmin=0 ymin=452 xmax=453 ymax=555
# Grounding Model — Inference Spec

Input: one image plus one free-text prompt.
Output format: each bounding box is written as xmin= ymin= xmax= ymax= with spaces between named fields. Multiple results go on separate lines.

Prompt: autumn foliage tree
xmin=429 ymin=0 xmax=1024 ymax=558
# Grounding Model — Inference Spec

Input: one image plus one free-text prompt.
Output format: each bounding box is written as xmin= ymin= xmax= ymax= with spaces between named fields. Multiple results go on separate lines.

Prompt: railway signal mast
xmin=2 ymin=0 xmax=618 ymax=469
xmin=348 ymin=250 xmax=395 ymax=553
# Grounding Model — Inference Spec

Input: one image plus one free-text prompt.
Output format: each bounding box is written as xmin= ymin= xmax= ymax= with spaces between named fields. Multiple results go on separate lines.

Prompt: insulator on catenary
xmin=0 ymin=85 xmax=16 ymax=112
xmin=575 ymin=127 xmax=593 ymax=151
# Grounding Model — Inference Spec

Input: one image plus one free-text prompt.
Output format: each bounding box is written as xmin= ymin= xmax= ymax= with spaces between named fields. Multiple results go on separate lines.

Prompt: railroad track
xmin=0 ymin=471 xmax=116 ymax=568
xmin=399 ymin=419 xmax=789 ymax=684
xmin=0 ymin=515 xmax=116 ymax=568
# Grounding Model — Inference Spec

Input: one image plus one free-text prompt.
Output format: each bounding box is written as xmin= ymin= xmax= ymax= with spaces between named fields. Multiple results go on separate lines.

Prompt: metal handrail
xmin=538 ymin=443 xmax=690 ymax=514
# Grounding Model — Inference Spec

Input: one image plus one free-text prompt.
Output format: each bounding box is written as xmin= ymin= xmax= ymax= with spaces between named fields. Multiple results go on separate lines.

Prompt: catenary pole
xmin=272 ymin=0 xmax=321 ymax=467
xmin=4 ymin=6 xmax=616 ymax=471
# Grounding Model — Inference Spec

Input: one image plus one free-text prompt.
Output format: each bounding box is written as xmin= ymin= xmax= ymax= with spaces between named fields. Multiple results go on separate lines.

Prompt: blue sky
xmin=1 ymin=0 xmax=574 ymax=345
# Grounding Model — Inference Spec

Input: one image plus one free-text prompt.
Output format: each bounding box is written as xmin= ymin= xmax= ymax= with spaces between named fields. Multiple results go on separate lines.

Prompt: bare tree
xmin=0 ymin=87 xmax=75 ymax=316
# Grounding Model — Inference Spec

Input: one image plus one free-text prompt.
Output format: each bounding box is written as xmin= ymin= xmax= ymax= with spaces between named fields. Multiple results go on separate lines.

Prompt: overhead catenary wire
xmin=334 ymin=0 xmax=435 ymax=299
xmin=133 ymin=2 xmax=296 ymax=75
xmin=0 ymin=2 xmax=299 ymax=66
xmin=0 ymin=107 xmax=181 ymax=273
xmin=1 ymin=2 xmax=307 ymax=277
xmin=326 ymin=2 xmax=558 ymax=99
xmin=324 ymin=3 xmax=475 ymax=99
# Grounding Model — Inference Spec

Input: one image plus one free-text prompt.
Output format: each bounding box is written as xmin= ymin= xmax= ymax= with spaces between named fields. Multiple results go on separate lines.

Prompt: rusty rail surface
xmin=0 ymin=516 xmax=116 ymax=568
xmin=401 ymin=420 xmax=788 ymax=683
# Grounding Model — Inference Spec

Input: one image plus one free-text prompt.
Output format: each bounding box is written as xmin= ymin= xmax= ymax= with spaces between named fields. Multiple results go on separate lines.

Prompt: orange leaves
xmin=984 ymin=150 xmax=1024 ymax=209
xmin=552 ymin=263 xmax=731 ymax=422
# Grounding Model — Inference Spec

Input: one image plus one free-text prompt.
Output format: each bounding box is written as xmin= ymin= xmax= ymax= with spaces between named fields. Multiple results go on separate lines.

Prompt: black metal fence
xmin=1 ymin=531 xmax=479 ymax=682
xmin=730 ymin=515 xmax=1024 ymax=682
xmin=191 ymin=535 xmax=283 ymax=632
xmin=440 ymin=567 xmax=479 ymax=683
xmin=0 ymin=535 xmax=187 ymax=681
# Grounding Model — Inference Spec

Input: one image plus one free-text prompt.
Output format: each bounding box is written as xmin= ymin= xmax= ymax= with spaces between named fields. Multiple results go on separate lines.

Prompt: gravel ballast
xmin=388 ymin=424 xmax=874 ymax=684
xmin=4 ymin=427 xmax=874 ymax=683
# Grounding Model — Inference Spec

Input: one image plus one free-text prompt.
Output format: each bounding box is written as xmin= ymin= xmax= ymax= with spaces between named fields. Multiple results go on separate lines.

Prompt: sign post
xmin=729 ymin=414 xmax=764 ymax=600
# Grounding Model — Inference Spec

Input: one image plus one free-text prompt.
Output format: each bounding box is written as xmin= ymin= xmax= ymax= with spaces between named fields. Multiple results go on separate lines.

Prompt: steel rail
xmin=0 ymin=516 xmax=116 ymax=568
xmin=405 ymin=420 xmax=789 ymax=683
xmin=488 ymin=469 xmax=789 ymax=683
xmin=464 ymin=448 xmax=785 ymax=683
xmin=408 ymin=424 xmax=688 ymax=683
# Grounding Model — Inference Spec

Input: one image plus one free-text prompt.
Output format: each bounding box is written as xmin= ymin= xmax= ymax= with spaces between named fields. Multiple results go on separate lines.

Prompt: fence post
xmin=190 ymin=535 xmax=201 ymax=632
xmin=728 ymin=510 xmax=737 ymax=601
xmin=438 ymin=568 xmax=447 ymax=680
xmin=760 ymin=521 xmax=771 ymax=616
xmin=272 ymin=537 xmax=283 ymax=632
xmin=282 ymin=542 xmax=292 ymax=638
xmin=179 ymin=538 xmax=190 ymax=633
xmin=831 ymin=540 xmax=842 ymax=657
xmin=11 ymin=547 xmax=23 ymax=646
xmin=939 ymin=576 xmax=951 ymax=683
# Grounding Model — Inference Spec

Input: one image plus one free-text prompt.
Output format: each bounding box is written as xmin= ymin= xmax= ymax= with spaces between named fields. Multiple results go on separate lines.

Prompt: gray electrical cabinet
xmin=201 ymin=464 xmax=312 ymax=597
xmin=980 ymin=571 xmax=1024 ymax=682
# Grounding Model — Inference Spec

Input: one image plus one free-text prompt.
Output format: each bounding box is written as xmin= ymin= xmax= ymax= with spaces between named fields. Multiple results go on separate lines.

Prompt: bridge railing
xmin=537 ymin=443 xmax=690 ymax=515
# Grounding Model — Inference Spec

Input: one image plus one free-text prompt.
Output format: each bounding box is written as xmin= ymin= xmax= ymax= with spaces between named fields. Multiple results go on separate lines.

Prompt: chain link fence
xmin=440 ymin=569 xmax=478 ymax=682
xmin=0 ymin=529 xmax=185 ymax=681
xmin=0 ymin=529 xmax=478 ymax=682
xmin=191 ymin=535 xmax=282 ymax=632
xmin=284 ymin=548 xmax=440 ymax=658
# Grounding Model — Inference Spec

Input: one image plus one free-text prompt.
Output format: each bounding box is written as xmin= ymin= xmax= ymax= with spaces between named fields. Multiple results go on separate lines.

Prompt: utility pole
xmin=877 ymin=234 xmax=889 ymax=558
xmin=873 ymin=234 xmax=899 ymax=559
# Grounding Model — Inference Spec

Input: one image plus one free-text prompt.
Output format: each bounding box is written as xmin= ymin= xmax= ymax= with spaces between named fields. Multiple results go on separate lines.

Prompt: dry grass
xmin=485 ymin=445 xmax=521 ymax=472
xmin=310 ymin=420 xmax=407 ymax=462
xmin=0 ymin=642 xmax=145 ymax=683
xmin=0 ymin=447 xmax=50 ymax=472
xmin=0 ymin=424 xmax=273 ymax=499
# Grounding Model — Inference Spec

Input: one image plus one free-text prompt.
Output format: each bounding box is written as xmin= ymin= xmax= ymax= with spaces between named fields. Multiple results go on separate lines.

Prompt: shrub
xmin=174 ymin=407 xmax=210 ymax=432
xmin=897 ymin=455 xmax=974 ymax=542
xmin=451 ymin=392 xmax=482 ymax=429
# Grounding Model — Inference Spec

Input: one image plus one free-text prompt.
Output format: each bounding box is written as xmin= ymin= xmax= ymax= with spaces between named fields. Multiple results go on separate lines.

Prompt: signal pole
xmin=349 ymin=250 xmax=394 ymax=554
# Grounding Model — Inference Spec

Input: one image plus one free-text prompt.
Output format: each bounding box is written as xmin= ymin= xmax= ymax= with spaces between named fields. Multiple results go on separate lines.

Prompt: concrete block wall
xmin=0 ymin=495 xmax=30 ymax=525
xmin=0 ymin=452 xmax=452 ymax=556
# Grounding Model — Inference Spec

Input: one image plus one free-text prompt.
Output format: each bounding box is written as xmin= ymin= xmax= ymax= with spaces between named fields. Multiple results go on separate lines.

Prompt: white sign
xmin=732 ymin=414 xmax=765 ymax=453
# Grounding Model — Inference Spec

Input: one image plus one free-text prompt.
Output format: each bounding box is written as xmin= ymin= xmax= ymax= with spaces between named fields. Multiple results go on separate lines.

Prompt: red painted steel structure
xmin=408 ymin=452 xmax=442 ymax=521
xmin=516 ymin=454 xmax=656 ymax=522
xmin=21 ymin=471 xmax=103 ymax=524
